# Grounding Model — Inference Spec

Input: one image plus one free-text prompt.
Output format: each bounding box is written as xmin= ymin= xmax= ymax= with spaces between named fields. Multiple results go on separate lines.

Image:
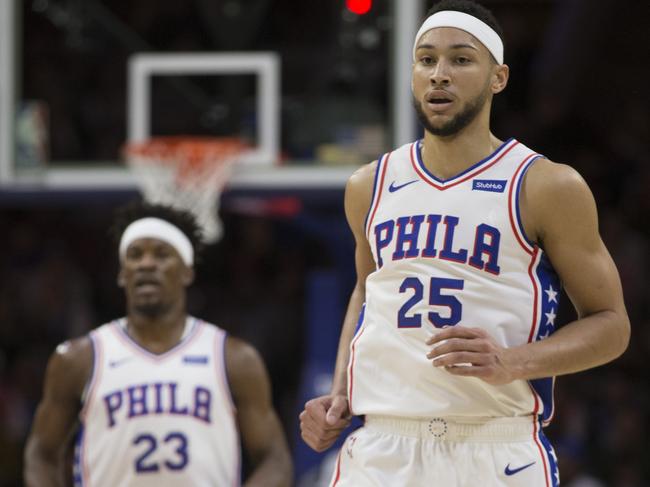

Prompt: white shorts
xmin=329 ymin=415 xmax=559 ymax=487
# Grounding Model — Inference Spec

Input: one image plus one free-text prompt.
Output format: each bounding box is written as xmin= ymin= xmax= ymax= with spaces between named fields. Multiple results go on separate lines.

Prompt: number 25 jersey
xmin=349 ymin=139 xmax=560 ymax=425
xmin=74 ymin=318 xmax=239 ymax=487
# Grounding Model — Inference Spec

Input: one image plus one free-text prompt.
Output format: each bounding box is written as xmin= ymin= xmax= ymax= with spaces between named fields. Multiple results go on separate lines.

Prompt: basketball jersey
xmin=349 ymin=138 xmax=560 ymax=425
xmin=74 ymin=317 xmax=240 ymax=487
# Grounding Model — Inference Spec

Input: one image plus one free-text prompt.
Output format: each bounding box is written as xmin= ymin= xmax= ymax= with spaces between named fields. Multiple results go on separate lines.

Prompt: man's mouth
xmin=134 ymin=277 xmax=160 ymax=288
xmin=426 ymin=91 xmax=454 ymax=105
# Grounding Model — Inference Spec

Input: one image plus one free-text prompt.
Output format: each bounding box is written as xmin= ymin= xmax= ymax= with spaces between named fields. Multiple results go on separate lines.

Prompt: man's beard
xmin=413 ymin=87 xmax=490 ymax=137
xmin=132 ymin=299 xmax=171 ymax=317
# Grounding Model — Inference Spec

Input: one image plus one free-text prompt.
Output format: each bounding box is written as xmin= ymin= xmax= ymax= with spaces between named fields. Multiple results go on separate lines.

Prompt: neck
xmin=420 ymin=114 xmax=502 ymax=180
xmin=126 ymin=301 xmax=188 ymax=354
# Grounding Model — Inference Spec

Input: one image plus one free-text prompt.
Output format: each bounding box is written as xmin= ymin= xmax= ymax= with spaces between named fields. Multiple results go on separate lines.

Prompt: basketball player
xmin=300 ymin=1 xmax=630 ymax=485
xmin=24 ymin=203 xmax=292 ymax=486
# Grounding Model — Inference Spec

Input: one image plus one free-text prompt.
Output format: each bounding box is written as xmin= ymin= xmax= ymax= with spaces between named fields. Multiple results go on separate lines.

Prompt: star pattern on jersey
xmin=545 ymin=309 xmax=557 ymax=326
xmin=537 ymin=281 xmax=560 ymax=340
xmin=545 ymin=284 xmax=558 ymax=303
xmin=532 ymin=257 xmax=562 ymax=425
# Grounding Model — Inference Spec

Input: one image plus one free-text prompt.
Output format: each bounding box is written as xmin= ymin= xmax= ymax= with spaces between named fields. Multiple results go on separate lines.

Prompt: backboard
xmin=1 ymin=0 xmax=423 ymax=191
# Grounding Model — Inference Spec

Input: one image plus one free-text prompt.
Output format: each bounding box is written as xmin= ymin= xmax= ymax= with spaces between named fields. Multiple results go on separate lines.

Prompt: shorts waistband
xmin=364 ymin=415 xmax=535 ymax=442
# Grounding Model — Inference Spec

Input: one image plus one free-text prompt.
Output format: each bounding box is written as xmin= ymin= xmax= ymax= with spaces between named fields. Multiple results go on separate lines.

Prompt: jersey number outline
xmin=133 ymin=431 xmax=189 ymax=473
xmin=398 ymin=276 xmax=464 ymax=328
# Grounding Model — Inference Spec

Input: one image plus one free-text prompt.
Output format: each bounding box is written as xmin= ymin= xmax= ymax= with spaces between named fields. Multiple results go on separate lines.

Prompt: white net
xmin=124 ymin=137 xmax=245 ymax=243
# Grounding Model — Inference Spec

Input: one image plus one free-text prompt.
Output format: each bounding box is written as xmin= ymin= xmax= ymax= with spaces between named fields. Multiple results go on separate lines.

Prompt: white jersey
xmin=349 ymin=138 xmax=560 ymax=425
xmin=74 ymin=317 xmax=240 ymax=487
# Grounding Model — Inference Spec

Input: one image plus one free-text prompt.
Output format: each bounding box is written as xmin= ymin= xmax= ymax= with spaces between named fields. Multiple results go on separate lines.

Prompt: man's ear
xmin=182 ymin=266 xmax=195 ymax=286
xmin=491 ymin=63 xmax=509 ymax=94
xmin=117 ymin=268 xmax=126 ymax=288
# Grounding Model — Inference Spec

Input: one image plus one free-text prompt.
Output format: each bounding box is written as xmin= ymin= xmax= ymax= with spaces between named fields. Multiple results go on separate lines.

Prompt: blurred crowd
xmin=3 ymin=0 xmax=649 ymax=485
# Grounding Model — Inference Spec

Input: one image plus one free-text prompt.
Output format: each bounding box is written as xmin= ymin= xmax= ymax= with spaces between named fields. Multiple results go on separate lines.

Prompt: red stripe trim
xmin=527 ymin=247 xmax=541 ymax=343
xmin=507 ymin=152 xmax=538 ymax=255
xmin=533 ymin=419 xmax=551 ymax=487
xmin=331 ymin=449 xmax=343 ymax=486
xmin=347 ymin=325 xmax=367 ymax=415
xmin=365 ymin=152 xmax=391 ymax=239
xmin=410 ymin=139 xmax=519 ymax=190
xmin=526 ymin=251 xmax=548 ymax=424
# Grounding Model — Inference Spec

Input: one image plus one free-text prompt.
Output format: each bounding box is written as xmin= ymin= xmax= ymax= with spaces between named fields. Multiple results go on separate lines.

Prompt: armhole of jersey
xmin=364 ymin=152 xmax=391 ymax=239
xmin=216 ymin=331 xmax=237 ymax=415
xmin=508 ymin=153 xmax=544 ymax=254
xmin=79 ymin=330 xmax=103 ymax=421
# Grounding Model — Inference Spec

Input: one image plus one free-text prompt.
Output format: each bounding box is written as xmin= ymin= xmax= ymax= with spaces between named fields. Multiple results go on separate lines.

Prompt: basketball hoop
xmin=124 ymin=136 xmax=247 ymax=243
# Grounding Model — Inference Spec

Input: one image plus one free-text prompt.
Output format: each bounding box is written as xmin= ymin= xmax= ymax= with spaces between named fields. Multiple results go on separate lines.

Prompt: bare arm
xmin=428 ymin=159 xmax=630 ymax=383
xmin=24 ymin=337 xmax=92 ymax=487
xmin=225 ymin=337 xmax=292 ymax=487
xmin=510 ymin=160 xmax=630 ymax=376
xmin=300 ymin=162 xmax=377 ymax=451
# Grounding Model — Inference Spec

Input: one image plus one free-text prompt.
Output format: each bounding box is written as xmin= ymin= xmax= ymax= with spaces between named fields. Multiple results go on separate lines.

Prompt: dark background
xmin=2 ymin=0 xmax=649 ymax=485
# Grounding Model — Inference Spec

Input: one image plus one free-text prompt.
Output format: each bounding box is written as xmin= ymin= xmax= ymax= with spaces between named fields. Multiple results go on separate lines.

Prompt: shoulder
xmin=224 ymin=337 xmax=271 ymax=403
xmin=224 ymin=336 xmax=264 ymax=369
xmin=52 ymin=335 xmax=93 ymax=371
xmin=522 ymin=158 xmax=597 ymax=243
xmin=344 ymin=160 xmax=379 ymax=233
xmin=345 ymin=160 xmax=378 ymax=197
xmin=47 ymin=335 xmax=94 ymax=399
xmin=524 ymin=158 xmax=590 ymax=199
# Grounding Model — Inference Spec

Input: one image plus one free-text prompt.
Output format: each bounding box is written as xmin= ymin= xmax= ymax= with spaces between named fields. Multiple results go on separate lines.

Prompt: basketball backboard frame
xmin=128 ymin=52 xmax=280 ymax=167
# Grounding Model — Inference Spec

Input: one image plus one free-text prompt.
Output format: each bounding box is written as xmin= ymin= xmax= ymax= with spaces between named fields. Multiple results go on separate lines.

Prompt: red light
xmin=346 ymin=0 xmax=372 ymax=15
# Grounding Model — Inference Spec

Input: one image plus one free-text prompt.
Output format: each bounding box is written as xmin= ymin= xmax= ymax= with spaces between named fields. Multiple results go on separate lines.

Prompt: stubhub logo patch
xmin=472 ymin=179 xmax=507 ymax=193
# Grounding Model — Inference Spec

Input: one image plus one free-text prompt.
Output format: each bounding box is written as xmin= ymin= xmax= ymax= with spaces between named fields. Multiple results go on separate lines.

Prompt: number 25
xmin=398 ymin=277 xmax=464 ymax=328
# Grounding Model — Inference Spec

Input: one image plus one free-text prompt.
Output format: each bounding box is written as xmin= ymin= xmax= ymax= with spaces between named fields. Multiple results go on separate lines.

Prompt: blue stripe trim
xmin=530 ymin=377 xmax=554 ymax=424
xmin=514 ymin=154 xmax=544 ymax=249
xmin=73 ymin=425 xmax=85 ymax=486
xmin=529 ymin=252 xmax=561 ymax=424
xmin=363 ymin=153 xmax=388 ymax=233
xmin=353 ymin=303 xmax=366 ymax=336
xmin=415 ymin=137 xmax=515 ymax=184
xmin=537 ymin=424 xmax=560 ymax=486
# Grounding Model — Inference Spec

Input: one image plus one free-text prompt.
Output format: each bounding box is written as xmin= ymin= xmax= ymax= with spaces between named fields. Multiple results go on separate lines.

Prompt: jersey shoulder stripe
xmin=365 ymin=151 xmax=392 ymax=239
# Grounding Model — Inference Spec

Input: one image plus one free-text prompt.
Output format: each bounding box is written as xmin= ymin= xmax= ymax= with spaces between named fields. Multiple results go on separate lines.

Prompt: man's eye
xmin=457 ymin=57 xmax=470 ymax=64
xmin=421 ymin=56 xmax=434 ymax=65
xmin=126 ymin=249 xmax=142 ymax=260
xmin=156 ymin=249 xmax=172 ymax=258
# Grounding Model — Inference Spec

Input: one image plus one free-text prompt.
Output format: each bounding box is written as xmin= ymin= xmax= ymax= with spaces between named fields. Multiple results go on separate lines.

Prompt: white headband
xmin=413 ymin=10 xmax=504 ymax=64
xmin=119 ymin=217 xmax=194 ymax=267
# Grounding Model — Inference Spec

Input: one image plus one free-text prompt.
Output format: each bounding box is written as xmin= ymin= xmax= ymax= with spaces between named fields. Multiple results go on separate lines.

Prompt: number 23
xmin=133 ymin=431 xmax=188 ymax=473
xmin=398 ymin=276 xmax=464 ymax=328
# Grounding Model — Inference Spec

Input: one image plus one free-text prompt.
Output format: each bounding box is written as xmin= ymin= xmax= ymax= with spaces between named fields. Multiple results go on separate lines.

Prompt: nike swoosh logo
xmin=109 ymin=357 xmax=132 ymax=368
xmin=504 ymin=461 xmax=536 ymax=476
xmin=388 ymin=180 xmax=419 ymax=192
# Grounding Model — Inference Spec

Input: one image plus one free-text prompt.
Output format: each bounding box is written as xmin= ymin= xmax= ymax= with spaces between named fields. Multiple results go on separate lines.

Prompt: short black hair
xmin=426 ymin=0 xmax=504 ymax=41
xmin=110 ymin=200 xmax=204 ymax=263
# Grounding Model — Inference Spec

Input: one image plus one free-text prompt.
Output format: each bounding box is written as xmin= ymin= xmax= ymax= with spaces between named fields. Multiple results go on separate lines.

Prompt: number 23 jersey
xmin=75 ymin=318 xmax=239 ymax=487
xmin=349 ymin=139 xmax=560 ymax=424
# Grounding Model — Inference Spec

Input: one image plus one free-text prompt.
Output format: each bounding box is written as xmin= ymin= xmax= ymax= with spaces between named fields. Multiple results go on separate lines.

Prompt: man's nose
xmin=136 ymin=252 xmax=157 ymax=268
xmin=430 ymin=60 xmax=451 ymax=85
